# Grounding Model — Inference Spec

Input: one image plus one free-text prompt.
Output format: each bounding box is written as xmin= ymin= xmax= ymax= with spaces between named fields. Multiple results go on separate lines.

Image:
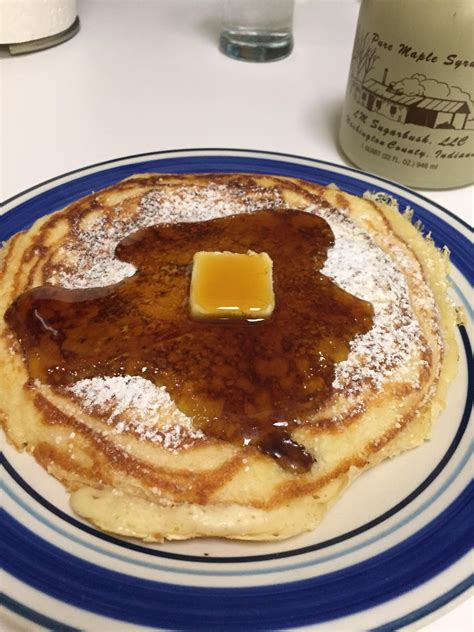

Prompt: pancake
xmin=0 ymin=173 xmax=459 ymax=541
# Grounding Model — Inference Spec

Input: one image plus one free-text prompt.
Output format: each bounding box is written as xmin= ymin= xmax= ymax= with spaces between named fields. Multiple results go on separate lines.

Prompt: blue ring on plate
xmin=370 ymin=576 xmax=473 ymax=632
xmin=4 ymin=579 xmax=471 ymax=632
xmin=0 ymin=595 xmax=81 ymax=632
xmin=2 ymin=483 xmax=472 ymax=630
xmin=2 ymin=578 xmax=472 ymax=632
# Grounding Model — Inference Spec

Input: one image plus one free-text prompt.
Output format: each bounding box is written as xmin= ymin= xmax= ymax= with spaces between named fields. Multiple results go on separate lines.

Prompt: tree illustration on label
xmin=349 ymin=31 xmax=380 ymax=88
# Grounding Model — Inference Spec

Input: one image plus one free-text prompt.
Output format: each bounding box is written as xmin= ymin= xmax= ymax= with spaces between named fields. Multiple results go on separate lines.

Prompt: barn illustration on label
xmin=348 ymin=32 xmax=474 ymax=131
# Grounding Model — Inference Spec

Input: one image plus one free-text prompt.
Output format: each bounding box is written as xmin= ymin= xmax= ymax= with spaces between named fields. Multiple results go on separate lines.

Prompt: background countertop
xmin=1 ymin=0 xmax=472 ymax=222
xmin=1 ymin=1 xmax=472 ymax=630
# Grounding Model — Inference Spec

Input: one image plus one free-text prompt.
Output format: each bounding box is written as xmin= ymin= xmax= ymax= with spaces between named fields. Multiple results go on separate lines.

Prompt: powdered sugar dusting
xmin=54 ymin=183 xmax=286 ymax=289
xmin=140 ymin=184 xmax=281 ymax=223
xmin=69 ymin=376 xmax=204 ymax=450
xmin=320 ymin=208 xmax=431 ymax=395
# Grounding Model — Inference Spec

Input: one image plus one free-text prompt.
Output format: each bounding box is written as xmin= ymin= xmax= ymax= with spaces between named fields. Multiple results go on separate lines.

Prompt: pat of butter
xmin=190 ymin=250 xmax=275 ymax=320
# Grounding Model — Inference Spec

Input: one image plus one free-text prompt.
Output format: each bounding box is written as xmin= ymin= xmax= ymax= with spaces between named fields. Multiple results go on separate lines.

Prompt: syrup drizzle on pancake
xmin=5 ymin=209 xmax=374 ymax=473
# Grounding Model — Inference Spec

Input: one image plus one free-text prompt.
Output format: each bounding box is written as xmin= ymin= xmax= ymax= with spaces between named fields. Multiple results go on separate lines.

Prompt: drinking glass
xmin=220 ymin=0 xmax=295 ymax=62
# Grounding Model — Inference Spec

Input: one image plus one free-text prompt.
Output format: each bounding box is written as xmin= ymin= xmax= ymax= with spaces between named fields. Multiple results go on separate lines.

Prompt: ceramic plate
xmin=1 ymin=149 xmax=472 ymax=631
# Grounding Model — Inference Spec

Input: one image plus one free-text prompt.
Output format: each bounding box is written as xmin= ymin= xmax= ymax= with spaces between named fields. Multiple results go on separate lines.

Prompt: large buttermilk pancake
xmin=0 ymin=173 xmax=459 ymax=541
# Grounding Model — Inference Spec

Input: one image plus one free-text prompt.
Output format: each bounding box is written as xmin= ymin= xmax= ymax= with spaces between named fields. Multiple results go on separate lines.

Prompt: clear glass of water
xmin=220 ymin=0 xmax=295 ymax=62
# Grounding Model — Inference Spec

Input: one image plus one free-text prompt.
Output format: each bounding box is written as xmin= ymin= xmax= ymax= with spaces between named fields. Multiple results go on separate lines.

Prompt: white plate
xmin=1 ymin=149 xmax=472 ymax=631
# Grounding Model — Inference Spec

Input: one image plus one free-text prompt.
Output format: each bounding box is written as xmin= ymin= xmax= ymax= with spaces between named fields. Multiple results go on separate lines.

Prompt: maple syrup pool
xmin=6 ymin=209 xmax=374 ymax=472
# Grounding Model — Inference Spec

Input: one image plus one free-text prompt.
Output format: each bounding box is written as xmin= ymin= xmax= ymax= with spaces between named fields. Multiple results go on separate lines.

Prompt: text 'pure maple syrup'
xmin=5 ymin=209 xmax=374 ymax=473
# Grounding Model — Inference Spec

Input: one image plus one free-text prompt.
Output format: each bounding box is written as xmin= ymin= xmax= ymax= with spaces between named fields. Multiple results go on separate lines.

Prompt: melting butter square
xmin=190 ymin=250 xmax=275 ymax=319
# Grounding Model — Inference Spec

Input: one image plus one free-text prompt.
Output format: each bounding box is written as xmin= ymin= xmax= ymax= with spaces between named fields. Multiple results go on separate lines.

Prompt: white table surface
xmin=1 ymin=1 xmax=472 ymax=630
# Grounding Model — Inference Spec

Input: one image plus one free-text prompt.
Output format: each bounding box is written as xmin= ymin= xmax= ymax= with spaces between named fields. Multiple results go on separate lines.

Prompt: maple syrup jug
xmin=339 ymin=0 xmax=474 ymax=189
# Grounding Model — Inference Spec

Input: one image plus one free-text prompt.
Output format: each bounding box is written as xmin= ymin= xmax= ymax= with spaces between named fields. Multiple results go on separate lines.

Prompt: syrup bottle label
xmin=339 ymin=0 xmax=474 ymax=189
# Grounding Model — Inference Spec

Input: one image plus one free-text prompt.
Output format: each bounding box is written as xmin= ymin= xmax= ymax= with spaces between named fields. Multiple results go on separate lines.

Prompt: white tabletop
xmin=1 ymin=1 xmax=472 ymax=630
xmin=1 ymin=0 xmax=472 ymax=221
